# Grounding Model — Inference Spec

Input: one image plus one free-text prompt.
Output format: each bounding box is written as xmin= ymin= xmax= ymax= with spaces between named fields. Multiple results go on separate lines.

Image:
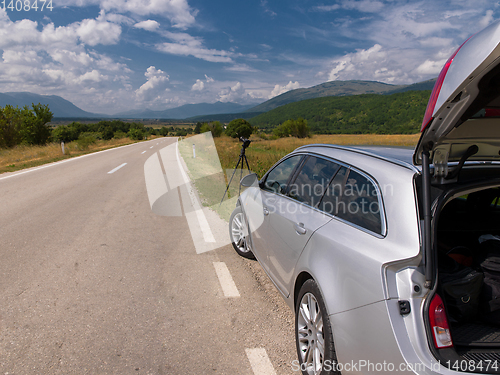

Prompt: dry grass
xmin=0 ymin=137 xmax=156 ymax=174
xmin=214 ymin=133 xmax=420 ymax=178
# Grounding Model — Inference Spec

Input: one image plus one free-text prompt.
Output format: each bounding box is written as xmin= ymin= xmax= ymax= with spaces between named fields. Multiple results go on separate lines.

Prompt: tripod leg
xmin=243 ymin=154 xmax=251 ymax=172
xmin=220 ymin=156 xmax=242 ymax=206
xmin=239 ymin=154 xmax=251 ymax=196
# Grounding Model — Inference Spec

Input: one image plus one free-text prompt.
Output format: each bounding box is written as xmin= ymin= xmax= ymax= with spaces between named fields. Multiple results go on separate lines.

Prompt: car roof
xmin=294 ymin=144 xmax=420 ymax=173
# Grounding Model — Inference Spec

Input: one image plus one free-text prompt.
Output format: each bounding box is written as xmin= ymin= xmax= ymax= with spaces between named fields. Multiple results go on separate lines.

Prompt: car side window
xmin=318 ymin=167 xmax=348 ymax=214
xmin=288 ymin=156 xmax=340 ymax=207
xmin=263 ymin=155 xmax=303 ymax=194
xmin=337 ymin=170 xmax=382 ymax=234
xmin=319 ymin=168 xmax=383 ymax=235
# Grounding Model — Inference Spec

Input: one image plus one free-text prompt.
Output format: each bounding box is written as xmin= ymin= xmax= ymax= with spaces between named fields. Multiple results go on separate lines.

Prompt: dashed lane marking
xmin=107 ymin=163 xmax=127 ymax=174
xmin=245 ymin=348 xmax=277 ymax=375
xmin=213 ymin=262 xmax=240 ymax=297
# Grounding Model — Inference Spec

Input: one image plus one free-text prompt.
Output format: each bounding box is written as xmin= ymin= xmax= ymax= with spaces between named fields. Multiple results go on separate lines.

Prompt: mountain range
xmin=248 ymin=79 xmax=436 ymax=113
xmin=0 ymin=79 xmax=436 ymax=120
xmin=0 ymin=92 xmax=102 ymax=118
xmin=114 ymin=101 xmax=257 ymax=119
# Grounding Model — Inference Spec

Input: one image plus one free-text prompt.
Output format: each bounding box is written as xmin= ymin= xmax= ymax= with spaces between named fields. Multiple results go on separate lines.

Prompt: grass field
xmin=214 ymin=133 xmax=421 ymax=178
xmin=0 ymin=137 xmax=158 ymax=174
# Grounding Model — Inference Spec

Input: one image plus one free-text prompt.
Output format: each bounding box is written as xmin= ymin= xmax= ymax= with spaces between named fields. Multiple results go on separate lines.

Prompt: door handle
xmin=294 ymin=222 xmax=307 ymax=235
xmin=263 ymin=207 xmax=270 ymax=216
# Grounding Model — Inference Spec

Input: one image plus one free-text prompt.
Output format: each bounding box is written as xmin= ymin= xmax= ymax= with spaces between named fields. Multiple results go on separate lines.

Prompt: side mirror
xmin=240 ymin=173 xmax=259 ymax=187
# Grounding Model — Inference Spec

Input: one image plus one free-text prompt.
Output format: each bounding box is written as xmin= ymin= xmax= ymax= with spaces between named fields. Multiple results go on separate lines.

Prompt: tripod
xmin=220 ymin=137 xmax=251 ymax=206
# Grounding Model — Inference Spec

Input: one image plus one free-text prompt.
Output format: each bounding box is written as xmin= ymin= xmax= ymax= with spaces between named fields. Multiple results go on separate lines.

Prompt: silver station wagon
xmin=229 ymin=20 xmax=500 ymax=375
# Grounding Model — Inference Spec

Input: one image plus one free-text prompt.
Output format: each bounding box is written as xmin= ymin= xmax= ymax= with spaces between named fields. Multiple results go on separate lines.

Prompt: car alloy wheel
xmin=296 ymin=280 xmax=338 ymax=375
xmin=229 ymin=206 xmax=255 ymax=259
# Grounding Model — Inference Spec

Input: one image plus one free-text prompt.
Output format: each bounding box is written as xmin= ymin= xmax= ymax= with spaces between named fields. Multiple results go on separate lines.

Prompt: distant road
xmin=0 ymin=138 xmax=295 ymax=374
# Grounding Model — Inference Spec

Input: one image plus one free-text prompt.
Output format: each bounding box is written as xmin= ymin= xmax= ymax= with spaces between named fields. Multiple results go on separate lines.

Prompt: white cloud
xmin=76 ymin=18 xmax=121 ymax=46
xmin=136 ymin=66 xmax=170 ymax=102
xmin=191 ymin=79 xmax=204 ymax=91
xmin=312 ymin=4 xmax=340 ymax=12
xmin=0 ymin=9 xmax=121 ymax=49
xmin=156 ymin=32 xmax=233 ymax=63
xmin=225 ymin=63 xmax=258 ymax=72
xmin=260 ymin=0 xmax=277 ymax=17
xmin=0 ymin=8 xmax=132 ymax=113
xmin=56 ymin=0 xmax=198 ymax=29
xmin=479 ymin=10 xmax=495 ymax=29
xmin=415 ymin=59 xmax=448 ymax=75
xmin=191 ymin=74 xmax=216 ymax=91
xmin=76 ymin=69 xmax=109 ymax=83
xmin=218 ymin=82 xmax=247 ymax=102
xmin=134 ymin=20 xmax=160 ymax=31
xmin=341 ymin=0 xmax=384 ymax=13
xmin=269 ymin=81 xmax=300 ymax=98
xmin=326 ymin=43 xmax=454 ymax=84
xmin=319 ymin=1 xmax=500 ymax=85
xmin=312 ymin=0 xmax=383 ymax=13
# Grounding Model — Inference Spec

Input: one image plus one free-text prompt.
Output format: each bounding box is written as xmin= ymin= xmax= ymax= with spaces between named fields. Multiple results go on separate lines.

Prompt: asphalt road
xmin=0 ymin=138 xmax=295 ymax=374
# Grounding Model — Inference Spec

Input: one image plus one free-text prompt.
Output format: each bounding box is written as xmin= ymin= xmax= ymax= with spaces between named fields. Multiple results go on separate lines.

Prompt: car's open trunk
xmin=436 ymin=185 xmax=500 ymax=370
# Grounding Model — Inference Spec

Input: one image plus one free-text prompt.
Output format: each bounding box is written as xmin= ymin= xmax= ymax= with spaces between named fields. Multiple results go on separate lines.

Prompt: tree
xmin=159 ymin=127 xmax=169 ymax=136
xmin=194 ymin=122 xmax=203 ymax=134
xmin=201 ymin=121 xmax=223 ymax=137
xmin=20 ymin=104 xmax=53 ymax=145
xmin=0 ymin=105 xmax=23 ymax=148
xmin=225 ymin=118 xmax=254 ymax=139
xmin=293 ymin=117 xmax=310 ymax=138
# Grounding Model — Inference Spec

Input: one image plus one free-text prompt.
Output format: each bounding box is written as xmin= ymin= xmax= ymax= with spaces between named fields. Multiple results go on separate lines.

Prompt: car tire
xmin=229 ymin=206 xmax=255 ymax=259
xmin=296 ymin=279 xmax=339 ymax=375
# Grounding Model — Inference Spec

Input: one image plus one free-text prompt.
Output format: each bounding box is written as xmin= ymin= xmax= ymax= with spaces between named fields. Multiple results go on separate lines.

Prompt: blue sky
xmin=0 ymin=0 xmax=498 ymax=115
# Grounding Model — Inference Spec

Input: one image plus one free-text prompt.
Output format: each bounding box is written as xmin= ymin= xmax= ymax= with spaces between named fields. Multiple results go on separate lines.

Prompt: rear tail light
xmin=421 ymin=37 xmax=473 ymax=132
xmin=429 ymin=294 xmax=453 ymax=348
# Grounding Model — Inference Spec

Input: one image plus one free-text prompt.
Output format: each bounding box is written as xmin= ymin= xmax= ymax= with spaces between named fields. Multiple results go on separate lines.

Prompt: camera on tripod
xmin=239 ymin=137 xmax=251 ymax=149
xmin=220 ymin=136 xmax=252 ymax=206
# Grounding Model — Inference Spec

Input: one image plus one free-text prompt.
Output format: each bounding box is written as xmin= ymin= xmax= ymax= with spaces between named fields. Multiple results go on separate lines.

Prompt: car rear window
xmin=320 ymin=168 xmax=383 ymax=235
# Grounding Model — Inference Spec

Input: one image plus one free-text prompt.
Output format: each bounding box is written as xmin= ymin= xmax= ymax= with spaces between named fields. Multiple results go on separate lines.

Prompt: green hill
xmin=248 ymin=79 xmax=436 ymax=113
xmin=249 ymin=90 xmax=431 ymax=134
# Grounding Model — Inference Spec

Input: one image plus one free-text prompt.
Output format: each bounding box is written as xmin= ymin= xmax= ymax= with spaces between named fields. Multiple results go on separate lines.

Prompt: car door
xmin=262 ymin=155 xmax=339 ymax=296
xmin=249 ymin=154 xmax=304 ymax=273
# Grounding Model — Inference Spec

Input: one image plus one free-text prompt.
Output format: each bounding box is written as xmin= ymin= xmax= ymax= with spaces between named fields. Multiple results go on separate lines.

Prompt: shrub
xmin=52 ymin=125 xmax=79 ymax=143
xmin=102 ymin=126 xmax=114 ymax=140
xmin=113 ymin=131 xmax=127 ymax=139
xmin=273 ymin=118 xmax=310 ymax=139
xmin=128 ymin=128 xmax=144 ymax=140
xmin=76 ymin=134 xmax=96 ymax=150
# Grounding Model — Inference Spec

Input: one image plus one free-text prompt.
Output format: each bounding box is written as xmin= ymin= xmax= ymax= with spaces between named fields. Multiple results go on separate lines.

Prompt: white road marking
xmin=150 ymin=146 xmax=154 ymax=149
xmin=245 ymin=348 xmax=277 ymax=375
xmin=175 ymin=141 xmax=216 ymax=244
xmin=141 ymin=151 xmax=147 ymax=154
xmin=107 ymin=163 xmax=127 ymax=174
xmin=213 ymin=262 xmax=240 ymax=297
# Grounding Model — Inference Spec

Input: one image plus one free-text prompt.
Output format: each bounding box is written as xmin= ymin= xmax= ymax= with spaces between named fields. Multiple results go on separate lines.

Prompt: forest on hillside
xmin=249 ymin=90 xmax=431 ymax=134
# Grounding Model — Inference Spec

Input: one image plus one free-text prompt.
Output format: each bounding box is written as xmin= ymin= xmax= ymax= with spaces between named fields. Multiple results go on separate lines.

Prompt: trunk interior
xmin=437 ymin=186 xmax=500 ymax=369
